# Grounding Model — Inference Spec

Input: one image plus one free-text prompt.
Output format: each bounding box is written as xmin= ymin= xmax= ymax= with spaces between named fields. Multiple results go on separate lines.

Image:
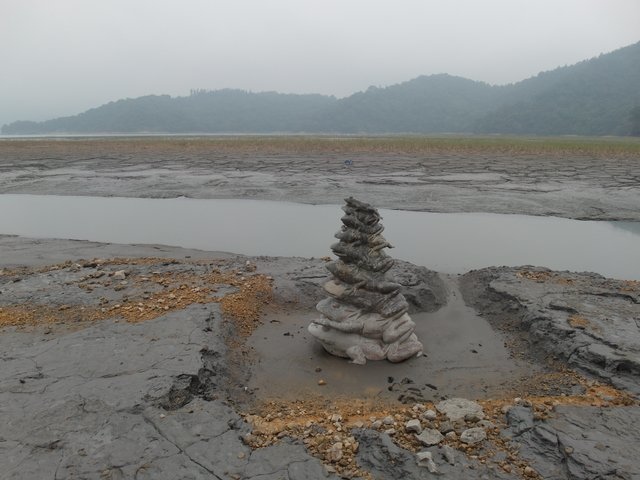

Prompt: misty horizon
xmin=2 ymin=0 xmax=640 ymax=127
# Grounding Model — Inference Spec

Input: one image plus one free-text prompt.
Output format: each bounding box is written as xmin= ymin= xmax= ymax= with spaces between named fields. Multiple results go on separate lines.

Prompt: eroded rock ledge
xmin=460 ymin=266 xmax=640 ymax=394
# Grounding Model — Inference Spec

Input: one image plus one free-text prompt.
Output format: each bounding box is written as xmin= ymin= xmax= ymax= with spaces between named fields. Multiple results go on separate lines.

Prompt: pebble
xmin=445 ymin=431 xmax=458 ymax=441
xmin=422 ymin=409 xmax=437 ymax=420
xmin=476 ymin=419 xmax=496 ymax=430
xmin=113 ymin=270 xmax=126 ymax=280
xmin=371 ymin=420 xmax=382 ymax=429
xmin=439 ymin=420 xmax=454 ymax=434
xmin=436 ymin=398 xmax=485 ymax=422
xmin=317 ymin=379 xmax=327 ymax=386
xmin=415 ymin=428 xmax=444 ymax=446
xmin=460 ymin=427 xmax=487 ymax=445
xmin=405 ymin=419 xmax=422 ymax=434
xmin=524 ymin=466 xmax=537 ymax=477
xmin=382 ymin=415 xmax=395 ymax=425
xmin=327 ymin=442 xmax=343 ymax=462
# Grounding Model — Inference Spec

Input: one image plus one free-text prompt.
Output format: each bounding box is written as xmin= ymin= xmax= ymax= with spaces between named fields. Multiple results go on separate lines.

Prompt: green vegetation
xmin=3 ymin=41 xmax=640 ymax=136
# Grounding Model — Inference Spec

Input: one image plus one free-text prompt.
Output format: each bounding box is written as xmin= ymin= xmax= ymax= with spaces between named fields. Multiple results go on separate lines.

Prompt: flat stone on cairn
xmin=308 ymin=197 xmax=423 ymax=364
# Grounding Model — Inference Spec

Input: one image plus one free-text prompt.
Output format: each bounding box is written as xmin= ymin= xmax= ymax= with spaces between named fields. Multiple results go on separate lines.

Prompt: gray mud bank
xmin=1 ymin=235 xmax=639 ymax=479
xmin=1 ymin=148 xmax=639 ymax=221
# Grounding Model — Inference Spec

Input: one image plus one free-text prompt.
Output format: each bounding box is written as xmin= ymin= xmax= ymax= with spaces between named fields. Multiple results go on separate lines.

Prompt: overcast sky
xmin=1 ymin=0 xmax=639 ymax=127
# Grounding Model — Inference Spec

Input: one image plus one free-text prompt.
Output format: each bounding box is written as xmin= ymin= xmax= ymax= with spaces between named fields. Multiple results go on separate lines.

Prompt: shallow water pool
xmin=0 ymin=194 xmax=638 ymax=280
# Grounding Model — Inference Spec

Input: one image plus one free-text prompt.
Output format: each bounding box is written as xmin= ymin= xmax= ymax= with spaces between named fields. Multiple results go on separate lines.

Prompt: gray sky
xmin=1 ymin=0 xmax=639 ymax=127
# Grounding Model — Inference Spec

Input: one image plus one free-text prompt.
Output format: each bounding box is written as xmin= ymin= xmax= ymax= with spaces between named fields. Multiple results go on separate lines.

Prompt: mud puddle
xmin=246 ymin=274 xmax=536 ymax=403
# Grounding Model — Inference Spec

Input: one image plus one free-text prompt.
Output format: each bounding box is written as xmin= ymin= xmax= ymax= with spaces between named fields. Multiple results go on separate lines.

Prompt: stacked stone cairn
xmin=308 ymin=197 xmax=423 ymax=364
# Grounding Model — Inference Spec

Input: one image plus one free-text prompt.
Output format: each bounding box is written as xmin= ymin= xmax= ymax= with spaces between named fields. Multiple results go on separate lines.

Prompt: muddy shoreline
xmin=1 ymin=138 xmax=640 ymax=221
xmin=1 ymin=235 xmax=638 ymax=479
xmin=1 ymin=138 xmax=639 ymax=478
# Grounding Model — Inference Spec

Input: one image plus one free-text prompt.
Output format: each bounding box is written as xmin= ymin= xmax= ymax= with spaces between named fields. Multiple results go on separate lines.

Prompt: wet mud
xmin=1 ymin=138 xmax=639 ymax=221
xmin=248 ymin=274 xmax=536 ymax=403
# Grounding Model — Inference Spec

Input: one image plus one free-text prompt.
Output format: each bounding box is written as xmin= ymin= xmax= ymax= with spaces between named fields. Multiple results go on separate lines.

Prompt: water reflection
xmin=0 ymin=194 xmax=638 ymax=280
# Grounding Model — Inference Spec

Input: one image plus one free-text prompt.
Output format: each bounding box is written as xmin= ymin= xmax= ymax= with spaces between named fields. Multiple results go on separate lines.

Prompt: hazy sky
xmin=1 ymin=0 xmax=639 ymax=127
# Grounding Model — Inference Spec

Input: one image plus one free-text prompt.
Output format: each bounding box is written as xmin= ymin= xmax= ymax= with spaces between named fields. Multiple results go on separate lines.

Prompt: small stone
xmin=436 ymin=398 xmax=484 ymax=422
xmin=330 ymin=414 xmax=342 ymax=423
xmin=384 ymin=428 xmax=396 ymax=435
xmin=382 ymin=415 xmax=395 ymax=425
xmin=564 ymin=446 xmax=574 ymax=455
xmin=439 ymin=421 xmax=454 ymax=434
xmin=371 ymin=420 xmax=382 ymax=429
xmin=405 ymin=419 xmax=422 ymax=434
xmin=237 ymin=452 xmax=246 ymax=459
xmin=113 ymin=270 xmax=126 ymax=280
xmin=318 ymin=379 xmax=327 ymax=386
xmin=415 ymin=428 xmax=444 ymax=446
xmin=416 ymin=451 xmax=438 ymax=473
xmin=159 ymin=413 xmax=166 ymax=419
xmin=327 ymin=442 xmax=343 ymax=462
xmin=476 ymin=418 xmax=495 ymax=430
xmin=445 ymin=431 xmax=458 ymax=441
xmin=524 ymin=466 xmax=537 ymax=477
xmin=422 ymin=409 xmax=437 ymax=420
xmin=460 ymin=427 xmax=486 ymax=445
xmin=352 ymin=421 xmax=364 ymax=428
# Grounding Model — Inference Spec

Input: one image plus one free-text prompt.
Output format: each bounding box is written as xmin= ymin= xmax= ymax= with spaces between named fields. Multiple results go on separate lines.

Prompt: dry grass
xmin=2 ymin=135 xmax=640 ymax=158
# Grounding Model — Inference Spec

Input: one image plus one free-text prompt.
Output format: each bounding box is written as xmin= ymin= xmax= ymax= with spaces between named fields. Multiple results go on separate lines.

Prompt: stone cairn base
xmin=308 ymin=197 xmax=423 ymax=364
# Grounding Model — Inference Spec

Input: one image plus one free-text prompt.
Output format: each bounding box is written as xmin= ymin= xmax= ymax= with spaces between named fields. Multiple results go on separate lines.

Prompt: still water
xmin=0 ymin=194 xmax=638 ymax=280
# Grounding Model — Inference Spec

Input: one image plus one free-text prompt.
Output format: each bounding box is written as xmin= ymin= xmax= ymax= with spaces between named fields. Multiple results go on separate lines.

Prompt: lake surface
xmin=0 ymin=194 xmax=639 ymax=280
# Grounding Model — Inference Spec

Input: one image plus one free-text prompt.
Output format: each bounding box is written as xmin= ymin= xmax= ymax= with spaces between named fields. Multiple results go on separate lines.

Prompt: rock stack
xmin=308 ymin=197 xmax=423 ymax=364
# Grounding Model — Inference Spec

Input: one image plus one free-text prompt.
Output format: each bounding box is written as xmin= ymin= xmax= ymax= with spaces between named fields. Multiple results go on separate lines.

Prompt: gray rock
xmin=460 ymin=266 xmax=640 ymax=393
xmin=460 ymin=427 xmax=487 ymax=445
xmin=439 ymin=420 xmax=454 ymax=434
xmin=441 ymin=445 xmax=456 ymax=465
xmin=416 ymin=451 xmax=438 ymax=473
xmin=405 ymin=419 xmax=422 ymax=434
xmin=507 ymin=405 xmax=640 ymax=480
xmin=354 ymin=429 xmax=518 ymax=480
xmin=415 ymin=428 xmax=444 ymax=446
xmin=505 ymin=406 xmax=535 ymax=436
xmin=436 ymin=398 xmax=485 ymax=422
xmin=422 ymin=409 xmax=437 ymax=420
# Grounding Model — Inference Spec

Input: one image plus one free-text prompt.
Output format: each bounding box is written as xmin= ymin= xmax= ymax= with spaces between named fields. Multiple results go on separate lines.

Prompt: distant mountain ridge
xmin=4 ymin=41 xmax=640 ymax=136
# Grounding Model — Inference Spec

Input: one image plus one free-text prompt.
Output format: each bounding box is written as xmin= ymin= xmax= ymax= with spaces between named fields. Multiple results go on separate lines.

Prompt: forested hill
xmin=3 ymin=41 xmax=640 ymax=136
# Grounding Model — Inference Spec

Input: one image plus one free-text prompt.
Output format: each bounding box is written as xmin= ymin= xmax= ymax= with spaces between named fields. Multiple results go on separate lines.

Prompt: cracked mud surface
xmin=1 ymin=237 xmax=639 ymax=479
xmin=1 ymin=138 xmax=639 ymax=478
xmin=1 ymin=137 xmax=639 ymax=220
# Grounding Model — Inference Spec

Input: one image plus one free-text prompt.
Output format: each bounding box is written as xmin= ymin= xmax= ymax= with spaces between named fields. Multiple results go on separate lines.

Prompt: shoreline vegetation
xmin=2 ymin=134 xmax=640 ymax=158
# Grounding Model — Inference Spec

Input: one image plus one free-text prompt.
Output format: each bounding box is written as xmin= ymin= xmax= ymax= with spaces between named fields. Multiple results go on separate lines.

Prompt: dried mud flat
xmin=1 ymin=137 xmax=640 ymax=220
xmin=1 ymin=137 xmax=640 ymax=479
xmin=1 ymin=236 xmax=638 ymax=480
